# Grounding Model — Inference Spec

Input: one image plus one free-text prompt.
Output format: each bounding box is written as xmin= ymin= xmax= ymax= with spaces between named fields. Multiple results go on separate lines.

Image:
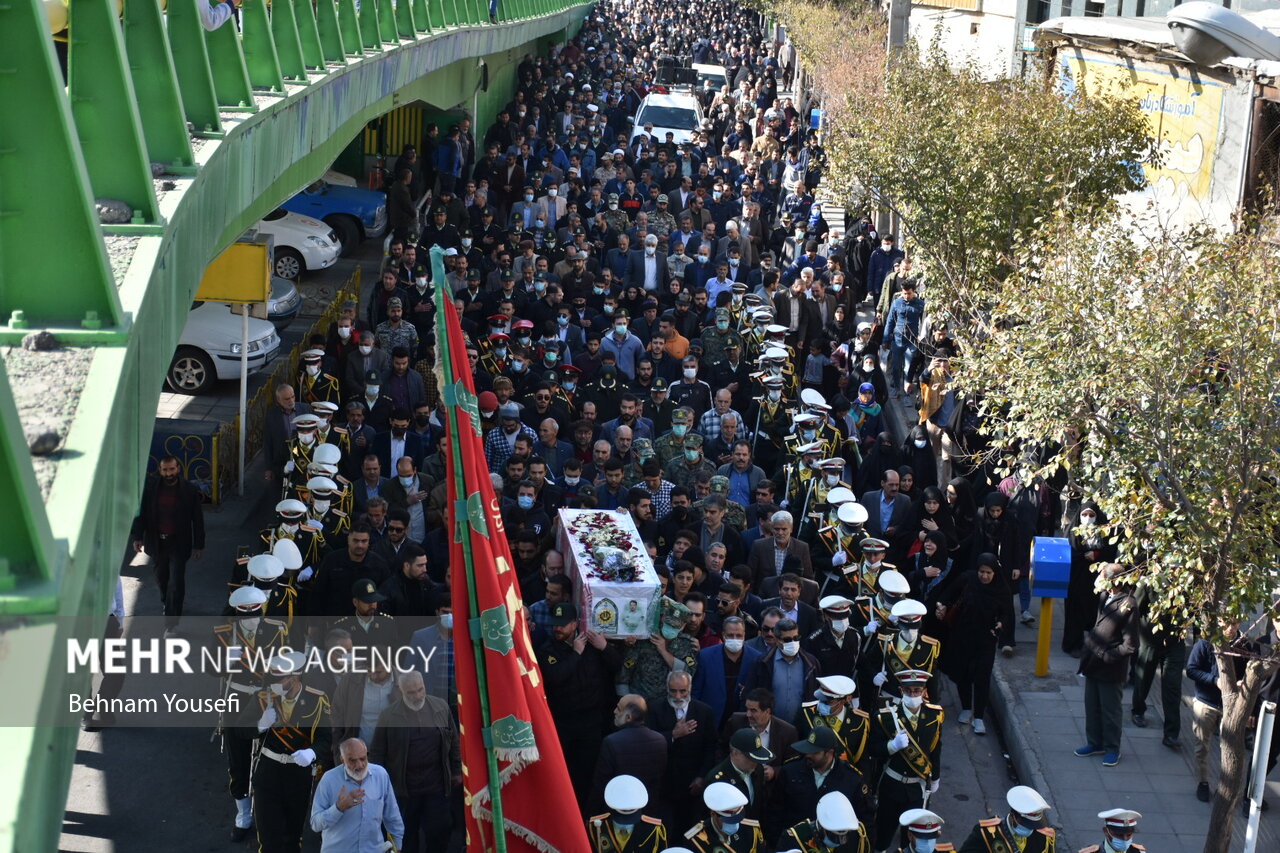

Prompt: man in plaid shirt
xmin=636 ymin=459 xmax=675 ymax=521
xmin=698 ymin=387 xmax=752 ymax=442
xmin=484 ymin=402 xmax=537 ymax=473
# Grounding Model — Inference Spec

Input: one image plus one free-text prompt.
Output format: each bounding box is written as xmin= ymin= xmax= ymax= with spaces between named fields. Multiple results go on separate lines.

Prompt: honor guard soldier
xmin=745 ymin=374 xmax=791 ymax=473
xmin=859 ymin=601 xmax=941 ymax=706
xmin=1078 ymin=810 xmax=1141 ymax=853
xmin=958 ymin=787 xmax=1055 ymax=853
xmin=774 ymin=727 xmax=872 ymax=840
xmin=258 ymin=498 xmax=327 ymax=580
xmin=481 ymin=331 xmax=511 ymax=375
xmin=240 ymin=553 xmax=301 ymax=636
xmin=784 ymin=413 xmax=825 ymax=460
xmin=852 ymin=569 xmax=911 ymax=660
xmin=297 ymin=349 xmax=342 ymax=406
xmin=213 ymin=587 xmax=289 ymax=842
xmin=253 ymin=651 xmax=332 ymax=853
xmin=311 ymin=402 xmax=351 ymax=463
xmin=305 ymin=476 xmax=350 ymax=552
xmin=684 ymin=781 xmax=764 ymax=853
xmin=266 ymin=540 xmax=306 ymax=637
xmin=331 ymin=579 xmax=399 ymax=652
xmin=781 ymin=441 xmax=824 ymax=517
xmin=704 ymin=728 xmax=774 ymax=822
xmin=898 ymin=808 xmax=953 ymax=853
xmin=803 ymin=459 xmax=848 ymax=538
xmin=305 ymin=443 xmax=354 ymax=518
xmin=589 ymin=774 xmax=668 ymax=853
xmin=797 ymin=675 xmax=871 ymax=767
xmin=869 ymin=670 xmax=943 ymax=852
xmin=558 ymin=364 xmax=584 ymax=417
xmin=807 ymin=599 xmax=862 ymax=692
xmin=855 ymin=539 xmax=893 ymax=600
xmin=284 ymin=414 xmax=322 ymax=495
xmin=784 ymin=790 xmax=872 ymax=853
xmin=818 ymin=503 xmax=869 ymax=598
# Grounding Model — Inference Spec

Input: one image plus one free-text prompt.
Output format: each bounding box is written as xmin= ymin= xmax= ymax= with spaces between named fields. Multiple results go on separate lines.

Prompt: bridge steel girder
xmin=0 ymin=5 xmax=591 ymax=852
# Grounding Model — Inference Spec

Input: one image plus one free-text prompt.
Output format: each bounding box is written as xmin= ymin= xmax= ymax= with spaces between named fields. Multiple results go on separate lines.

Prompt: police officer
xmin=252 ymin=651 xmax=332 ymax=853
xmin=806 ymin=598 xmax=862 ymax=684
xmin=851 ymin=570 xmax=912 ymax=670
xmin=257 ymin=498 xmax=327 ymax=582
xmin=858 ymin=600 xmax=941 ymax=707
xmin=704 ymin=728 xmax=774 ymax=822
xmin=869 ymin=670 xmax=943 ymax=852
xmin=214 ymin=586 xmax=290 ymax=842
xmin=297 ymin=348 xmax=342 ymax=406
xmin=783 ymin=790 xmax=872 ymax=853
xmin=772 ymin=726 xmax=870 ymax=841
xmin=797 ymin=675 xmax=871 ymax=767
xmin=684 ymin=781 xmax=764 ymax=853
xmin=284 ymin=413 xmax=322 ymax=495
xmin=897 ymin=808 xmax=952 ymax=853
xmin=331 ymin=578 xmax=399 ymax=651
xmin=588 ymin=774 xmax=668 ymax=853
xmin=305 ymin=475 xmax=350 ymax=552
xmin=1078 ymin=809 xmax=1142 ymax=853
xmin=817 ymin=503 xmax=868 ymax=595
xmin=957 ymin=786 xmax=1055 ymax=853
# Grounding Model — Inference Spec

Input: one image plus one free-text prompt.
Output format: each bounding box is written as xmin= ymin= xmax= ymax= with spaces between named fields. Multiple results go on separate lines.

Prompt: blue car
xmin=281 ymin=180 xmax=388 ymax=257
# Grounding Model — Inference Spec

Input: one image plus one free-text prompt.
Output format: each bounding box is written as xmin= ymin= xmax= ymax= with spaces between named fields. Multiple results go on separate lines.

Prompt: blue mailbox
xmin=1029 ymin=536 xmax=1071 ymax=599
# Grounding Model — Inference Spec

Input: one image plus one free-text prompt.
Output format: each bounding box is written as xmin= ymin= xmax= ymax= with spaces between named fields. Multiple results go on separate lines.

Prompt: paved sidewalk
xmin=987 ymin=599 xmax=1278 ymax=852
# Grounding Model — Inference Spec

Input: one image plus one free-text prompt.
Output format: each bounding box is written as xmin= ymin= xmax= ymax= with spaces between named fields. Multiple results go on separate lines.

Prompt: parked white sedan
xmin=166 ymin=302 xmax=281 ymax=394
xmin=254 ymin=208 xmax=341 ymax=280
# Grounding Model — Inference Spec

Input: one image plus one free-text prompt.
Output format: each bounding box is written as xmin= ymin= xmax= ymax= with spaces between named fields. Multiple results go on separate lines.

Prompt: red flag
xmin=432 ymin=256 xmax=592 ymax=853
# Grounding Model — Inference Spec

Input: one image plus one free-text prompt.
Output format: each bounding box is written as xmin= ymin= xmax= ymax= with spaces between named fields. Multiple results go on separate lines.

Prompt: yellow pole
xmin=1034 ymin=598 xmax=1054 ymax=676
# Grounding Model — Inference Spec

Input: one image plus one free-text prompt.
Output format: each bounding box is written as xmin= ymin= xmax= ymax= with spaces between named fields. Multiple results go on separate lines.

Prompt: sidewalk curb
xmin=989 ymin=659 xmax=1056 ymax=817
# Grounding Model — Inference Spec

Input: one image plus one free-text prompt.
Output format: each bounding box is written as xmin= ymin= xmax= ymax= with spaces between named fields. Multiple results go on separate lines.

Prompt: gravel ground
xmin=2 ymin=345 xmax=94 ymax=500
xmin=104 ymin=236 xmax=140 ymax=289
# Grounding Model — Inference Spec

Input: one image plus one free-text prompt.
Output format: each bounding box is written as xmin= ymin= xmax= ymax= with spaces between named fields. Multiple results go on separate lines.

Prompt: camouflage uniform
xmin=693 ymin=475 xmax=747 ymax=530
xmin=701 ymin=308 xmax=745 ymax=367
xmin=619 ymin=599 xmax=697 ymax=703
xmin=663 ymin=434 xmax=717 ymax=489
xmin=648 ymin=208 xmax=677 ymax=241
xmin=653 ymin=408 xmax=696 ymax=465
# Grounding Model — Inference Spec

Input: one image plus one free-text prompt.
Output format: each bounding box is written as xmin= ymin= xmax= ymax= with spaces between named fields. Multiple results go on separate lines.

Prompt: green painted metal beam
xmin=121 ymin=0 xmax=195 ymax=168
xmin=377 ymin=0 xmax=398 ymax=43
xmin=0 ymin=0 xmax=124 ymax=329
xmin=358 ymin=0 xmax=382 ymax=49
xmin=270 ymin=0 xmax=309 ymax=80
xmin=68 ymin=0 xmax=162 ymax=226
xmin=293 ymin=0 xmax=326 ymax=68
xmin=412 ymin=0 xmax=429 ymax=31
xmin=241 ymin=0 xmax=286 ymax=91
xmin=395 ymin=0 xmax=416 ymax=38
xmin=316 ymin=0 xmax=347 ymax=62
xmin=0 ymin=362 xmax=57 ymax=585
xmin=166 ymin=0 xmax=225 ymax=133
xmin=337 ymin=0 xmax=363 ymax=53
xmin=205 ymin=12 xmax=257 ymax=110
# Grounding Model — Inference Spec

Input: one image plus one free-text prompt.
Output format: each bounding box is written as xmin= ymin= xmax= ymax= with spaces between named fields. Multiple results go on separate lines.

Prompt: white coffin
xmin=557 ymin=508 xmax=662 ymax=638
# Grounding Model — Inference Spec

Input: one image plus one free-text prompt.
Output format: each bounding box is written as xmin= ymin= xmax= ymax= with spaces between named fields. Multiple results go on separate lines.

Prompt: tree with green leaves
xmin=949 ymin=212 xmax=1280 ymax=853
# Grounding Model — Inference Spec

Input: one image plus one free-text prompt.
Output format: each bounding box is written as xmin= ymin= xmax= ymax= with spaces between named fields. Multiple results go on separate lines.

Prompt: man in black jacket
xmin=768 ymin=726 xmax=870 ymax=843
xmin=1075 ymin=563 xmax=1139 ymax=767
xmin=130 ymin=455 xmax=205 ymax=635
xmin=646 ymin=669 xmax=719 ymax=832
xmin=376 ymin=544 xmax=438 ymax=624
xmin=590 ymin=694 xmax=669 ymax=818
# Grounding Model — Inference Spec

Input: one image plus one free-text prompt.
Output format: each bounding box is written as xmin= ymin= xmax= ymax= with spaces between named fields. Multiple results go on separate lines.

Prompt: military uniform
xmin=702 ymin=326 xmax=745 ymax=368
xmin=252 ymin=684 xmax=332 ymax=853
xmin=796 ymin=704 xmax=872 ymax=766
xmin=282 ymin=439 xmax=317 ymax=495
xmin=604 ymin=208 xmax=630 ymax=234
xmin=785 ymin=817 xmax=872 ymax=853
xmin=694 ymin=496 xmax=747 ymax=531
xmin=297 ymin=370 xmax=342 ymax=406
xmin=683 ymin=819 xmax=764 ymax=853
xmin=815 ymin=527 xmax=860 ymax=594
xmin=957 ymin=817 xmax=1055 ymax=853
xmin=619 ymin=635 xmax=697 ymax=704
xmin=849 ymin=594 xmax=896 ymax=644
xmin=305 ymin=507 xmax=351 ymax=553
xmin=664 ymin=456 xmax=717 ymax=490
xmin=316 ymin=426 xmax=352 ymax=465
xmin=654 ymin=431 xmax=693 ymax=466
xmin=859 ymin=635 xmax=941 ymax=704
xmin=258 ymin=524 xmax=328 ymax=576
xmin=331 ymin=610 xmax=400 ymax=652
xmin=587 ymin=813 xmax=667 ymax=853
xmin=649 ymin=209 xmax=678 ymax=241
xmin=869 ymin=699 xmax=944 ymax=851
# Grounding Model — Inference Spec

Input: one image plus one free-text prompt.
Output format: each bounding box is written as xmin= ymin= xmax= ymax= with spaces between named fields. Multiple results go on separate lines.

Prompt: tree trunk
xmin=1202 ymin=656 xmax=1272 ymax=853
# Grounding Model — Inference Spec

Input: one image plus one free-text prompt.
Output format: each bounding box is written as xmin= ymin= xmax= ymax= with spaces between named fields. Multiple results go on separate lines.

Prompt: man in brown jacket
xmin=369 ymin=671 xmax=461 ymax=853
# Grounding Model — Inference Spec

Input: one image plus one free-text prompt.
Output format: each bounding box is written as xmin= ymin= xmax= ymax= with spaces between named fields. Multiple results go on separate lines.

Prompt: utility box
xmin=1029 ymin=536 xmax=1071 ymax=599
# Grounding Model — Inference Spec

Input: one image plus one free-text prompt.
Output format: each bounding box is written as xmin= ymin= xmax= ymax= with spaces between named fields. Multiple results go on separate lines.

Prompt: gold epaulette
xmin=332 ymin=510 xmax=348 ymax=518
xmin=301 ymin=524 xmax=321 ymax=533
xmin=684 ymin=822 xmax=705 ymax=840
xmin=236 ymin=556 xmax=251 ymax=565
xmin=589 ymin=814 xmax=609 ymax=824
xmin=921 ymin=635 xmax=940 ymax=646
xmin=641 ymin=815 xmax=662 ymax=825
xmin=979 ymin=818 xmax=1002 ymax=828
xmin=925 ymin=703 xmax=943 ymax=711
xmin=741 ymin=818 xmax=759 ymax=827
xmin=852 ymin=708 xmax=869 ymax=719
xmin=264 ymin=618 xmax=286 ymax=627
xmin=332 ymin=426 xmax=348 ymax=434
xmin=304 ymin=685 xmax=327 ymax=696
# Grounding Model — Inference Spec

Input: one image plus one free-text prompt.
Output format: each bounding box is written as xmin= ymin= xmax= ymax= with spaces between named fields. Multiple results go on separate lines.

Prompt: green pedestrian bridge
xmin=0 ymin=0 xmax=590 ymax=847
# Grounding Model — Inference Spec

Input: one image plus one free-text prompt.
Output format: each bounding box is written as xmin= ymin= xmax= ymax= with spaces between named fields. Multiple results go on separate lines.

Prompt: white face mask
xmin=312 ymin=500 xmax=331 ymax=515
xmin=781 ymin=640 xmax=800 ymax=657
xmin=305 ymin=364 xmax=320 ymax=377
xmin=914 ymin=439 xmax=928 ymax=449
xmin=549 ymin=188 xmax=558 ymax=197
xmin=281 ymin=522 xmax=299 ymax=535
xmin=439 ymin=613 xmax=454 ymax=629
xmin=239 ymin=616 xmax=261 ymax=634
xmin=359 ymin=344 xmax=373 ymax=356
xmin=645 ymin=246 xmax=656 ymax=256
xmin=902 ymin=695 xmax=924 ymax=711
xmin=768 ymin=390 xmax=781 ymax=402
xmin=683 ymin=368 xmax=697 ymax=379
xmin=724 ymin=638 xmax=745 ymax=653
xmin=366 ymin=385 xmax=380 ymax=397
xmin=338 ymin=326 xmax=352 ymax=340
xmin=564 ymin=476 xmax=581 ymax=486
xmin=298 ymin=432 xmax=315 ymax=446
xmin=1081 ymin=514 xmax=1097 ymax=526
xmin=900 ymin=627 xmax=919 ymax=645
xmin=825 ymin=474 xmax=840 ymax=487
xmin=269 ymin=682 xmax=285 ymax=696
xmin=830 ymin=618 xmax=849 ymax=635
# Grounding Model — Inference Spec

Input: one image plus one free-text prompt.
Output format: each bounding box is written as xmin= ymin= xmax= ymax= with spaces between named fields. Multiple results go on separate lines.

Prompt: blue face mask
xmin=914 ymin=840 xmax=937 ymax=853
xmin=545 ymin=353 xmax=559 ymax=364
xmin=517 ymin=495 xmax=535 ymax=510
xmin=1011 ymin=823 xmax=1034 ymax=839
xmin=684 ymin=449 xmax=700 ymax=462
xmin=673 ymin=424 xmax=688 ymax=437
xmin=399 ymin=475 xmax=415 ymax=487
xmin=563 ymin=380 xmax=576 ymax=392
xmin=660 ymin=623 xmax=680 ymax=640
xmin=1108 ymin=838 xmax=1131 ymax=853
xmin=719 ymin=819 xmax=740 ymax=836
xmin=558 ymin=316 xmax=570 ymax=326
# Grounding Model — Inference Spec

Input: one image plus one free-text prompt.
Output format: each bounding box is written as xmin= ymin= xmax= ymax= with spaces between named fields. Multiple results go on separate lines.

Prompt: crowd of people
xmin=112 ymin=1 xmax=1222 ymax=852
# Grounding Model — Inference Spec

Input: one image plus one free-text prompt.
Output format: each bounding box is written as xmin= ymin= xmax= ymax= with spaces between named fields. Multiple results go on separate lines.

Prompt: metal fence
xmin=212 ymin=266 xmax=362 ymax=502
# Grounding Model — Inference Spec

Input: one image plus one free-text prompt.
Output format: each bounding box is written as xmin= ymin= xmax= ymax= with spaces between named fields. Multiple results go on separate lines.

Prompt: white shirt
xmin=390 ymin=436 xmax=406 ymax=467
xmin=644 ymin=255 xmax=659 ymax=291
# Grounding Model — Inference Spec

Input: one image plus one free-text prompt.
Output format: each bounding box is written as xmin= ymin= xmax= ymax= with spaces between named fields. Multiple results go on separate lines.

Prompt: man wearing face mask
xmin=1077 ymin=809 xmax=1143 ymax=853
xmin=784 ymin=790 xmax=873 ymax=853
xmin=851 ymin=568 xmax=912 ymax=661
xmin=257 ymin=499 xmax=327 ymax=585
xmin=693 ymin=765 xmax=768 ymax=850
xmin=773 ymin=728 xmax=871 ymax=845
xmin=694 ymin=614 xmax=763 ymax=727
xmin=806 ymin=595 xmax=863 ymax=693
xmin=282 ymin=413 xmax=324 ymax=495
xmin=865 ymin=234 xmax=904 ymax=306
xmin=869 ymin=669 xmax=943 ymax=853
xmin=296 ymin=348 xmax=342 ymax=406
xmin=896 ymin=808 xmax=949 ymax=853
xmin=619 ymin=597 xmax=699 ymax=704
xmin=956 ymin=786 xmax=1054 ymax=853
xmin=214 ymin=586 xmax=289 ymax=841
xmin=1074 ymin=562 xmax=1138 ymax=768
xmin=253 ymin=651 xmax=333 ymax=853
xmin=663 ymin=432 xmax=716 ymax=491
xmin=858 ymin=600 xmax=940 ymax=712
xmin=646 ymin=669 xmax=719 ymax=832
xmin=743 ymin=617 xmax=819 ymax=727
xmin=131 ymin=454 xmax=205 ymax=637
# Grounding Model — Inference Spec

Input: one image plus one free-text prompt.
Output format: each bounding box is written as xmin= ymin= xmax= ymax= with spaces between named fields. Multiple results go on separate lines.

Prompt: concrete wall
xmin=910 ymin=0 xmax=1025 ymax=79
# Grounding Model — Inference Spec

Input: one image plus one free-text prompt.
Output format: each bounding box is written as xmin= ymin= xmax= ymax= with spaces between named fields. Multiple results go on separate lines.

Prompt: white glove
xmin=298 ymin=566 xmax=315 ymax=582
xmin=831 ymin=551 xmax=847 ymax=567
xmin=257 ymin=707 xmax=278 ymax=732
xmin=227 ymin=647 xmax=243 ymax=662
xmin=381 ymin=843 xmax=396 ymax=852
xmin=310 ymin=518 xmax=325 ymax=530
xmin=863 ymin=619 xmax=880 ymax=636
xmin=889 ymin=732 xmax=910 ymax=752
xmin=780 ymin=499 xmax=789 ymax=509
xmin=872 ymin=671 xmax=888 ymax=687
xmin=293 ymin=748 xmax=316 ymax=768
xmin=928 ymin=778 xmax=940 ymax=794
xmin=284 ymin=461 xmax=296 ymax=474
